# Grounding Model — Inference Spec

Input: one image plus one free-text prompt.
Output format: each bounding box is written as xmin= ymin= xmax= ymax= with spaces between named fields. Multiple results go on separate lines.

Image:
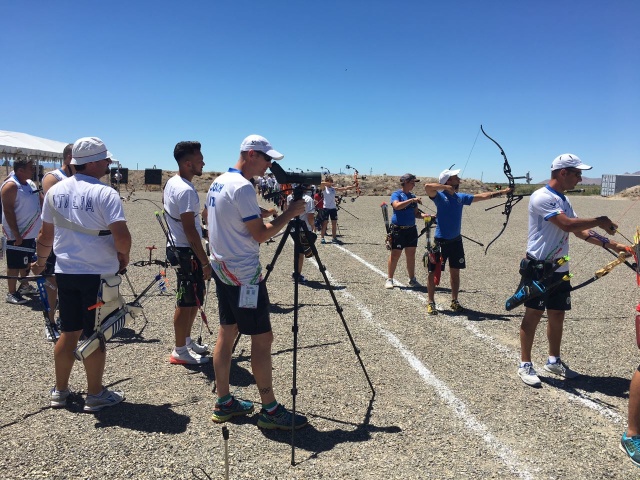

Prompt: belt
xmin=435 ymin=235 xmax=461 ymax=245
xmin=392 ymin=224 xmax=415 ymax=230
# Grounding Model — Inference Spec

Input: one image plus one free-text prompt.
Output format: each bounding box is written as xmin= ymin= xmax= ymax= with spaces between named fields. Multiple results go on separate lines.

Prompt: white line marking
xmin=312 ymin=261 xmax=534 ymax=479
xmin=332 ymin=244 xmax=624 ymax=423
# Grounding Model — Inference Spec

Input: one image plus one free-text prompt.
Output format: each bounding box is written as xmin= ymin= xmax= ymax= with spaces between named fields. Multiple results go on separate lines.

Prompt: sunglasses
xmin=566 ymin=168 xmax=582 ymax=175
xmin=256 ymin=151 xmax=272 ymax=162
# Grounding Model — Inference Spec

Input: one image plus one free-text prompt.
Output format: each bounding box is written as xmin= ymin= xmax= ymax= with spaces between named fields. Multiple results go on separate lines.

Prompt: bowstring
xmin=459 ymin=126 xmax=483 ymax=245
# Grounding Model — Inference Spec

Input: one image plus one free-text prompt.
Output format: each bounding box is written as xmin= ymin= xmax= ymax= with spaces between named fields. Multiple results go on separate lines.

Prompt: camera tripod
xmin=232 ymin=209 xmax=375 ymax=465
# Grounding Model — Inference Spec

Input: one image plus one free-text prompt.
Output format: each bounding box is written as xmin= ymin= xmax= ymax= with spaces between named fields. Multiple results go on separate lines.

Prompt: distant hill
xmin=537 ymin=171 xmax=640 ymax=186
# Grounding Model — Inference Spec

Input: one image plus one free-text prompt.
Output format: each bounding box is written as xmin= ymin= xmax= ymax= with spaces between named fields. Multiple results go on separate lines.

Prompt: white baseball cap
xmin=240 ymin=134 xmax=284 ymax=160
xmin=551 ymin=153 xmax=592 ymax=171
xmin=439 ymin=168 xmax=461 ymax=185
xmin=71 ymin=137 xmax=112 ymax=165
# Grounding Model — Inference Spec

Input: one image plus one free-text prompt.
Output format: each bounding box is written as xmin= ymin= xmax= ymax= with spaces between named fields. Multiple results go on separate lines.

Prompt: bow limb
xmin=571 ymin=251 xmax=633 ymax=292
xmin=481 ymin=125 xmax=516 ymax=255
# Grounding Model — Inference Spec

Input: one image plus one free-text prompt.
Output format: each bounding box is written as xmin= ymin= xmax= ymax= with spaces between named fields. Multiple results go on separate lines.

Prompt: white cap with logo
xmin=240 ymin=134 xmax=284 ymax=160
xmin=551 ymin=153 xmax=592 ymax=171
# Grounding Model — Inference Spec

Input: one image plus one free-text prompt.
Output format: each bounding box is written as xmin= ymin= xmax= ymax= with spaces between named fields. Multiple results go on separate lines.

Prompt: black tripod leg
xmin=290 ymin=219 xmax=302 ymax=465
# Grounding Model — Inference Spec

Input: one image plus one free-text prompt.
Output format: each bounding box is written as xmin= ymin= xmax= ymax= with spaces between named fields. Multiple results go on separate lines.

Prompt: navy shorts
xmin=213 ymin=273 xmax=271 ymax=335
xmin=56 ymin=273 xmax=102 ymax=336
xmin=6 ymin=238 xmax=36 ymax=269
xmin=436 ymin=237 xmax=466 ymax=270
xmin=391 ymin=225 xmax=418 ymax=250
xmin=524 ymin=272 xmax=572 ymax=311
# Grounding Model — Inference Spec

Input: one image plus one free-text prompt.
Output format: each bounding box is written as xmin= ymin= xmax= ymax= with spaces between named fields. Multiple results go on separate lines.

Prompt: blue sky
xmin=3 ymin=1 xmax=638 ymax=183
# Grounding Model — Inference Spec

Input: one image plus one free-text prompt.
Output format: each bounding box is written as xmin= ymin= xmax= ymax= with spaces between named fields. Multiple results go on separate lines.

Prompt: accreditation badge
xmin=238 ymin=284 xmax=259 ymax=309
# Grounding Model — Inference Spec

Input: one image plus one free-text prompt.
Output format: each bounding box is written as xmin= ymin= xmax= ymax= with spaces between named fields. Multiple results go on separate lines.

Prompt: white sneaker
xmin=543 ymin=359 xmax=578 ymax=379
xmin=6 ymin=292 xmax=28 ymax=305
xmin=408 ymin=277 xmax=422 ymax=288
xmin=84 ymin=388 xmax=125 ymax=412
xmin=18 ymin=283 xmax=38 ymax=295
xmin=170 ymin=348 xmax=210 ymax=365
xmin=384 ymin=278 xmax=394 ymax=289
xmin=518 ymin=363 xmax=541 ymax=387
xmin=187 ymin=340 xmax=209 ymax=355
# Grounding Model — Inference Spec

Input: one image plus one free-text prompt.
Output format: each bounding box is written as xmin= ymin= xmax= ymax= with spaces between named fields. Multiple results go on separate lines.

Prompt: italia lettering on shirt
xmin=52 ymin=194 xmax=95 ymax=212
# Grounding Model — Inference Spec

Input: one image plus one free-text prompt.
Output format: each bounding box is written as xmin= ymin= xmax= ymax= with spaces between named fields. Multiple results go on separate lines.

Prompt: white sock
xmin=186 ymin=336 xmax=193 ymax=346
xmin=175 ymin=345 xmax=188 ymax=354
xmin=548 ymin=356 xmax=559 ymax=364
xmin=520 ymin=361 xmax=532 ymax=368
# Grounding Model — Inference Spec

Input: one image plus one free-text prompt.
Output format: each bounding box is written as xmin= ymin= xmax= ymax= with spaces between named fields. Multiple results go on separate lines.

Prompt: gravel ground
xmin=1 ymin=191 xmax=639 ymax=479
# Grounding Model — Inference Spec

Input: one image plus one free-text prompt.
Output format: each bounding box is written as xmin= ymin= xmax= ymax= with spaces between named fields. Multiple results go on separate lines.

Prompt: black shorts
xmin=315 ymin=208 xmax=327 ymax=223
xmin=6 ymin=238 xmax=36 ymax=269
xmin=213 ymin=272 xmax=271 ymax=335
xmin=390 ymin=225 xmax=418 ymax=250
xmin=524 ymin=272 xmax=572 ymax=311
xmin=167 ymin=247 xmax=206 ymax=308
xmin=56 ymin=273 xmax=102 ymax=336
xmin=323 ymin=208 xmax=338 ymax=221
xmin=436 ymin=237 xmax=466 ymax=270
xmin=294 ymin=230 xmax=317 ymax=255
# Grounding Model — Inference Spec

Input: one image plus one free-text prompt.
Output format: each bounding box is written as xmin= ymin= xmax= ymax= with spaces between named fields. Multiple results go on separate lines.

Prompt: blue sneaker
xmin=620 ymin=432 xmax=640 ymax=467
xmin=211 ymin=396 xmax=254 ymax=423
xmin=257 ymin=403 xmax=308 ymax=430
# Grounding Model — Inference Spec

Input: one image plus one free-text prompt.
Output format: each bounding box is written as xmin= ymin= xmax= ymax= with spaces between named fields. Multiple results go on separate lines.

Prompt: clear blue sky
xmin=3 ymin=1 xmax=638 ymax=183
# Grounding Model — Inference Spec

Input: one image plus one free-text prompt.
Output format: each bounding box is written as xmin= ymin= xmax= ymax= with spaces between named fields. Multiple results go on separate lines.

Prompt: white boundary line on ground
xmin=330 ymin=243 xmax=624 ymax=424
xmin=306 ymin=255 xmax=535 ymax=479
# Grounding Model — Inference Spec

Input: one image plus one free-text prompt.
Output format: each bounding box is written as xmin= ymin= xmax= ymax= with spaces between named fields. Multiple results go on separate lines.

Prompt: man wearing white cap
xmin=207 ymin=134 xmax=309 ymax=430
xmin=424 ymin=169 xmax=511 ymax=315
xmin=516 ymin=153 xmax=629 ymax=388
xmin=32 ymin=137 xmax=131 ymax=411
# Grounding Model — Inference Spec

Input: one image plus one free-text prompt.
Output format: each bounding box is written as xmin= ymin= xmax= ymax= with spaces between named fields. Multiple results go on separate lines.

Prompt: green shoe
xmin=257 ymin=404 xmax=308 ymax=430
xmin=211 ymin=396 xmax=254 ymax=423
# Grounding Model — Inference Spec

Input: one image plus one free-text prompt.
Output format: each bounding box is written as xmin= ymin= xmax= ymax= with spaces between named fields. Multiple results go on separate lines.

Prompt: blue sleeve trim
xmin=242 ymin=214 xmax=260 ymax=222
xmin=543 ymin=211 xmax=560 ymax=221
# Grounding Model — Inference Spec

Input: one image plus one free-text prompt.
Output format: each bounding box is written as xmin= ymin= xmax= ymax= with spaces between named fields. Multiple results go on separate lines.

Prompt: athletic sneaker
xmin=170 ymin=348 xmax=210 ymax=365
xmin=187 ymin=340 xmax=209 ymax=355
xmin=291 ymin=272 xmax=306 ymax=284
xmin=50 ymin=387 xmax=71 ymax=408
xmin=331 ymin=238 xmax=339 ymax=244
xmin=450 ymin=299 xmax=465 ymax=312
xmin=543 ymin=358 xmax=579 ymax=379
xmin=45 ymin=325 xmax=61 ymax=342
xmin=320 ymin=238 xmax=326 ymax=244
xmin=384 ymin=278 xmax=394 ymax=289
xmin=211 ymin=396 xmax=255 ymax=423
xmin=408 ymin=277 xmax=422 ymax=288
xmin=257 ymin=403 xmax=308 ymax=430
xmin=427 ymin=302 xmax=438 ymax=316
xmin=6 ymin=292 xmax=28 ymax=305
xmin=518 ymin=362 xmax=542 ymax=387
xmin=84 ymin=388 xmax=125 ymax=412
xmin=18 ymin=283 xmax=38 ymax=296
xmin=620 ymin=432 xmax=640 ymax=467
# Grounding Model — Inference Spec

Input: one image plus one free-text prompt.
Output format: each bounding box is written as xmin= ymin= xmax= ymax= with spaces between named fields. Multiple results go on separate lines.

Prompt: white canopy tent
xmin=0 ymin=130 xmax=69 ymax=182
